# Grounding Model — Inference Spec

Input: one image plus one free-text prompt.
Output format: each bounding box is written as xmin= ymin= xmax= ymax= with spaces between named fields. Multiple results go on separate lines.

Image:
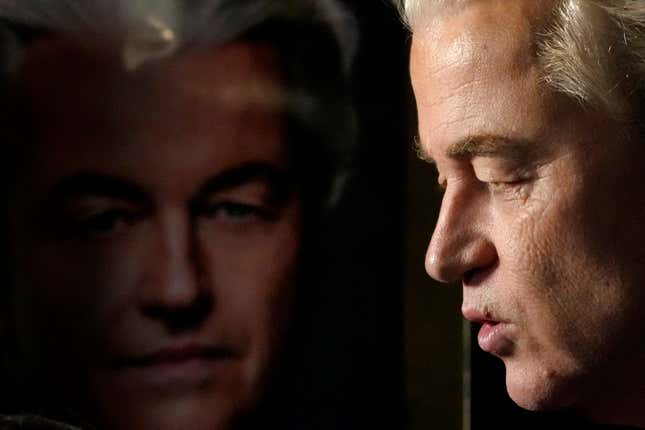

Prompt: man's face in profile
xmin=6 ymin=38 xmax=301 ymax=430
xmin=411 ymin=0 xmax=645 ymax=419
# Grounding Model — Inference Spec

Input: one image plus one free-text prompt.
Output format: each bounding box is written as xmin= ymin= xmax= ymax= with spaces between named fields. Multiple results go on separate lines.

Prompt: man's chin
xmin=83 ymin=358 xmax=264 ymax=429
xmin=91 ymin=391 xmax=253 ymax=430
xmin=503 ymin=360 xmax=578 ymax=413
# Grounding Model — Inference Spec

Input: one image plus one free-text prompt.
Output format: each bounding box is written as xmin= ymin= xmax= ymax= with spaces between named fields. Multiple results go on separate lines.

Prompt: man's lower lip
xmin=477 ymin=322 xmax=514 ymax=356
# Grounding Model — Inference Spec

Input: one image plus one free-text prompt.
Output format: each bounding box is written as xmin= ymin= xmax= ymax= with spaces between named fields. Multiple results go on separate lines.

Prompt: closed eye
xmin=486 ymin=176 xmax=532 ymax=189
xmin=484 ymin=177 xmax=535 ymax=201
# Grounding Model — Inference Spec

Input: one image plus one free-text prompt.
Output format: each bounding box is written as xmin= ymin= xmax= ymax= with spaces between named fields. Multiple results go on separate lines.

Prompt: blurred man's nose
xmin=138 ymin=210 xmax=212 ymax=331
xmin=425 ymin=184 xmax=497 ymax=284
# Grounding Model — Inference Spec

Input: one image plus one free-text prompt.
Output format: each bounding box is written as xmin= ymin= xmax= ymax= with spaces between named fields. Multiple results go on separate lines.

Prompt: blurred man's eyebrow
xmin=195 ymin=162 xmax=291 ymax=204
xmin=415 ymin=134 xmax=536 ymax=163
xmin=48 ymin=172 xmax=148 ymax=202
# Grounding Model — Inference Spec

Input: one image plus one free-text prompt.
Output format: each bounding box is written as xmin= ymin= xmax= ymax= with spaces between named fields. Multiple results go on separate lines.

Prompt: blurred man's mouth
xmin=111 ymin=344 xmax=239 ymax=390
xmin=115 ymin=344 xmax=236 ymax=367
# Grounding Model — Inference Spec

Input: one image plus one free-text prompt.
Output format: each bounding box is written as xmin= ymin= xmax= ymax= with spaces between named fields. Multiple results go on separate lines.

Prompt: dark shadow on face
xmin=4 ymin=37 xmax=302 ymax=430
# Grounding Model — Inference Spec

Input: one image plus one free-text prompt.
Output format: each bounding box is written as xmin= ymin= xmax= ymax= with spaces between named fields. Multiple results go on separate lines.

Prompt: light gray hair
xmin=0 ymin=0 xmax=358 ymax=210
xmin=0 ymin=0 xmax=357 ymax=71
xmin=396 ymin=0 xmax=645 ymax=121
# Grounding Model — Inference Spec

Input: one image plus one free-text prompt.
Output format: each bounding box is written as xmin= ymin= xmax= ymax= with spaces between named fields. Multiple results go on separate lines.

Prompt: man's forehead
xmin=409 ymin=0 xmax=560 ymax=162
xmin=21 ymin=37 xmax=285 ymax=114
xmin=410 ymin=0 xmax=547 ymax=83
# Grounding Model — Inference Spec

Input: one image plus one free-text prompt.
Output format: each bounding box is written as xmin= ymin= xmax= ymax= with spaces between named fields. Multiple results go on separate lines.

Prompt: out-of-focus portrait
xmin=0 ymin=0 xmax=412 ymax=429
xmin=0 ymin=1 xmax=413 ymax=429
xmin=0 ymin=1 xmax=348 ymax=428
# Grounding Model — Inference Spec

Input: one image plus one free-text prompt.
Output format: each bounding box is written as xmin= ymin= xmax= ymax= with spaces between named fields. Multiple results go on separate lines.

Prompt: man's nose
xmin=138 ymin=211 xmax=212 ymax=330
xmin=425 ymin=185 xmax=497 ymax=284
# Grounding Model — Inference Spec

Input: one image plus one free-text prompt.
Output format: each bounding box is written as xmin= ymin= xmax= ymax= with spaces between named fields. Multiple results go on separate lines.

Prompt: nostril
xmin=463 ymin=268 xmax=477 ymax=285
xmin=462 ymin=259 xmax=498 ymax=286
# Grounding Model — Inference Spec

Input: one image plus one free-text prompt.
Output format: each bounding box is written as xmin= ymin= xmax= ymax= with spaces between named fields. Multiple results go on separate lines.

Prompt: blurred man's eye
xmin=51 ymin=196 xmax=145 ymax=239
xmin=198 ymin=200 xmax=277 ymax=222
xmin=71 ymin=209 xmax=141 ymax=236
xmin=64 ymin=208 xmax=143 ymax=238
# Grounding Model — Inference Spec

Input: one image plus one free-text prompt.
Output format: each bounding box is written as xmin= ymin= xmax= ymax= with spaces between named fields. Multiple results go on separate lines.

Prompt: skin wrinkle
xmin=410 ymin=0 xmax=645 ymax=425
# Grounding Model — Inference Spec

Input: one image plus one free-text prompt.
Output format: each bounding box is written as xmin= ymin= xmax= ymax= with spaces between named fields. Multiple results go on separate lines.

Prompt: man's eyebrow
xmin=447 ymin=134 xmax=536 ymax=161
xmin=414 ymin=134 xmax=537 ymax=164
xmin=47 ymin=172 xmax=148 ymax=203
xmin=194 ymin=162 xmax=292 ymax=204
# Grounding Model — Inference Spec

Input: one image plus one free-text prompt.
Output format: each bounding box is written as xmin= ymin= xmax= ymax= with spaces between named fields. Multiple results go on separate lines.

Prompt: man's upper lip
xmin=113 ymin=344 xmax=236 ymax=369
xmin=461 ymin=307 xmax=505 ymax=324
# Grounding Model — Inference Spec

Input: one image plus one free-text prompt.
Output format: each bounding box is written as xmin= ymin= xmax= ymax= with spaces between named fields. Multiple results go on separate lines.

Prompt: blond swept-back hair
xmin=396 ymin=0 xmax=645 ymax=121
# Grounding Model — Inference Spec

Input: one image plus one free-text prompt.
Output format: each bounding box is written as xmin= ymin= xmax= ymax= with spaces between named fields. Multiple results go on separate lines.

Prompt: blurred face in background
xmin=6 ymin=37 xmax=302 ymax=430
xmin=410 ymin=0 xmax=645 ymax=423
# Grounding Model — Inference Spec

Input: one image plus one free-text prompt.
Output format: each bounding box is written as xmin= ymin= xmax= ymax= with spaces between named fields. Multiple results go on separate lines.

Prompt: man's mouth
xmin=109 ymin=344 xmax=240 ymax=390
xmin=461 ymin=307 xmax=501 ymax=325
xmin=462 ymin=308 xmax=515 ymax=357
xmin=114 ymin=344 xmax=237 ymax=369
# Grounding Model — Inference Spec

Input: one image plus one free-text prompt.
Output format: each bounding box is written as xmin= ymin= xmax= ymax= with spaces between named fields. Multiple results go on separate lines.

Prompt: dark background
xmin=296 ymin=0 xmax=409 ymax=428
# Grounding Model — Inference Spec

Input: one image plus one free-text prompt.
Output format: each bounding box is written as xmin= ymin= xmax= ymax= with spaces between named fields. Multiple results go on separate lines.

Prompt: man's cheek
xmin=501 ymin=210 xmax=552 ymax=275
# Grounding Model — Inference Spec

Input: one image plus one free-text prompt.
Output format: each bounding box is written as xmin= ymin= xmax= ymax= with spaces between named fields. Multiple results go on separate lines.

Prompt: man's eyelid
xmin=192 ymin=187 xmax=270 ymax=216
xmin=472 ymin=152 xmax=533 ymax=175
xmin=199 ymin=187 xmax=268 ymax=207
xmin=437 ymin=173 xmax=447 ymax=189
